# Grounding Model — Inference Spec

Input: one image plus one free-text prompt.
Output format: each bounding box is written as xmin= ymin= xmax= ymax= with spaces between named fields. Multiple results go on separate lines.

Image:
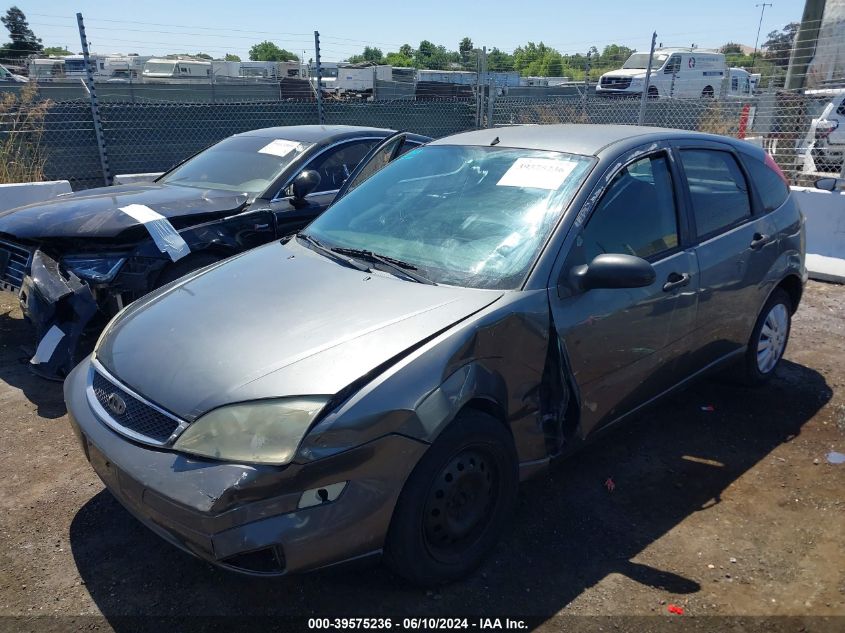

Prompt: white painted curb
xmin=791 ymin=186 xmax=845 ymax=284
xmin=0 ymin=180 xmax=72 ymax=213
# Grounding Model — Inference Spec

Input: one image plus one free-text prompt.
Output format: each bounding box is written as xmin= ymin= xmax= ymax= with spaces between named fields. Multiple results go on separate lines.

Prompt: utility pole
xmin=314 ymin=30 xmax=324 ymax=125
xmin=77 ymin=12 xmax=111 ymax=186
xmin=751 ymin=3 xmax=773 ymax=72
xmin=784 ymin=0 xmax=826 ymax=91
xmin=638 ymin=31 xmax=657 ymax=126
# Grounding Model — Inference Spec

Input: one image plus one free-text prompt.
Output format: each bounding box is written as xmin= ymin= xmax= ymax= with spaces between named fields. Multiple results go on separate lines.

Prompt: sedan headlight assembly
xmin=173 ymin=397 xmax=330 ymax=465
xmin=62 ymin=254 xmax=127 ymax=283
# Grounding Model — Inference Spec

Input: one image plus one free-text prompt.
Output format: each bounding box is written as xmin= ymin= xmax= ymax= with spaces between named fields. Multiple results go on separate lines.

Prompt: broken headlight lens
xmin=62 ymin=255 xmax=126 ymax=283
xmin=173 ymin=397 xmax=330 ymax=465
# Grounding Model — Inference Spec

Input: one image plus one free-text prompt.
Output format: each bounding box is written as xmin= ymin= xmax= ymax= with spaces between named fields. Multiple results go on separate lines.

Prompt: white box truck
xmin=596 ymin=48 xmax=727 ymax=98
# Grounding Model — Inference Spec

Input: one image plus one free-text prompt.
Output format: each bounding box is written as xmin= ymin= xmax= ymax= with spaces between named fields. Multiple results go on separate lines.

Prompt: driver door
xmin=550 ymin=149 xmax=700 ymax=438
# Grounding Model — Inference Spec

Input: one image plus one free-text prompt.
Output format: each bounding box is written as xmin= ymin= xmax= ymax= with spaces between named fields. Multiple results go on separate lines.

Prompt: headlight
xmin=62 ymin=255 xmax=126 ymax=282
xmin=629 ymin=77 xmax=644 ymax=86
xmin=173 ymin=397 xmax=330 ymax=465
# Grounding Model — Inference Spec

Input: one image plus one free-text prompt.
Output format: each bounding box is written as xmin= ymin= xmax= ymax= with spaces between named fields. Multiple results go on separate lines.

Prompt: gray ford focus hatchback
xmin=65 ymin=124 xmax=806 ymax=584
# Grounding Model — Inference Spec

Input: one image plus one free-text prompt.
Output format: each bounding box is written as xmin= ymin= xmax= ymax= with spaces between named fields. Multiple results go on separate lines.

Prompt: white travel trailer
xmin=728 ymin=67 xmax=753 ymax=97
xmin=312 ymin=63 xmax=392 ymax=95
xmin=596 ymin=48 xmax=727 ymax=98
xmin=28 ymin=58 xmax=65 ymax=80
xmin=142 ymin=58 xmax=212 ymax=83
xmin=103 ymin=55 xmax=151 ymax=81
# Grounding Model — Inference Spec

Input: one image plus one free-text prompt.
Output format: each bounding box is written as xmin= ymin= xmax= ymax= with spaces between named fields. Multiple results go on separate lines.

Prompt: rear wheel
xmin=701 ymin=85 xmax=715 ymax=98
xmin=738 ymin=288 xmax=792 ymax=386
xmin=384 ymin=410 xmax=518 ymax=586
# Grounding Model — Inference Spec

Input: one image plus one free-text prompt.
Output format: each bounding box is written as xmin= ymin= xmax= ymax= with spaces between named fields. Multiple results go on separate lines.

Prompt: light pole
xmin=751 ymin=3 xmax=773 ymax=72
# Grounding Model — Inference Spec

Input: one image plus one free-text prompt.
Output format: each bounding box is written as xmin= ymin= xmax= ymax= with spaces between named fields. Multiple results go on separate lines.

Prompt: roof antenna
xmin=490 ymin=136 xmax=500 ymax=146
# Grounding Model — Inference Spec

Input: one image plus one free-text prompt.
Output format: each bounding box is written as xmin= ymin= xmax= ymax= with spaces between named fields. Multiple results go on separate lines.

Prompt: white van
xmin=728 ymin=68 xmax=753 ymax=97
xmin=596 ymin=48 xmax=727 ymax=98
xmin=810 ymin=91 xmax=845 ymax=173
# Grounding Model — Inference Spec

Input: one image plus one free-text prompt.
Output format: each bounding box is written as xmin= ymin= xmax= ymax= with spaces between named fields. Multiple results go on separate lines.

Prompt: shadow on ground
xmin=69 ymin=360 xmax=831 ymax=629
xmin=0 ymin=310 xmax=66 ymax=418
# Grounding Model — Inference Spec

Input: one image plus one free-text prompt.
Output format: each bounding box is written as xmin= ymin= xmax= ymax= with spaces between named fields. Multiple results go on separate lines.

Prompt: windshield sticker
xmin=258 ymin=139 xmax=302 ymax=158
xmin=119 ymin=204 xmax=191 ymax=262
xmin=497 ymin=158 xmax=578 ymax=190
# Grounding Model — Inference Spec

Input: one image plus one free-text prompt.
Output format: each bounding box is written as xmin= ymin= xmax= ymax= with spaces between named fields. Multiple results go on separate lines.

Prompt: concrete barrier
xmin=0 ymin=180 xmax=73 ymax=213
xmin=791 ymin=186 xmax=845 ymax=283
xmin=113 ymin=173 xmax=163 ymax=185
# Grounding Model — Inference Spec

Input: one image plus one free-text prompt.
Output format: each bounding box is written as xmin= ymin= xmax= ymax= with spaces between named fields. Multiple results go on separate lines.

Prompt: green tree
xmin=249 ymin=40 xmax=298 ymax=62
xmin=487 ymin=47 xmax=514 ymax=72
xmin=348 ymin=46 xmax=384 ymax=64
xmin=459 ymin=37 xmax=473 ymax=59
xmin=763 ymin=22 xmax=799 ymax=66
xmin=384 ymin=51 xmax=413 ymax=67
xmin=399 ymin=44 xmax=414 ymax=58
xmin=224 ymin=53 xmax=241 ymax=62
xmin=43 ymin=46 xmax=72 ymax=56
xmin=0 ymin=6 xmax=42 ymax=60
xmin=720 ymin=42 xmax=743 ymax=55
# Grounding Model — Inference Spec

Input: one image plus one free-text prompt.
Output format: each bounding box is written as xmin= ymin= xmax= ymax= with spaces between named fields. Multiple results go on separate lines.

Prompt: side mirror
xmin=814 ymin=177 xmax=845 ymax=192
xmin=291 ymin=170 xmax=321 ymax=203
xmin=569 ymin=253 xmax=656 ymax=292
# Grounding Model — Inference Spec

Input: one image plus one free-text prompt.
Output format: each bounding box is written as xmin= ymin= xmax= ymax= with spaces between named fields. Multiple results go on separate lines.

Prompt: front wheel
xmin=738 ymin=288 xmax=792 ymax=386
xmin=383 ymin=410 xmax=518 ymax=586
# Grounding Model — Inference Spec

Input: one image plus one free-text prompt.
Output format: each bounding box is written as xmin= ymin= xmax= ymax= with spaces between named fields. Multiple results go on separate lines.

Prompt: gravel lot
xmin=0 ymin=281 xmax=843 ymax=631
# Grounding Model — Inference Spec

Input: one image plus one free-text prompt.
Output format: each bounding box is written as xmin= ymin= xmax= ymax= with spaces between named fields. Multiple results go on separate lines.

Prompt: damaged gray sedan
xmin=65 ymin=124 xmax=805 ymax=584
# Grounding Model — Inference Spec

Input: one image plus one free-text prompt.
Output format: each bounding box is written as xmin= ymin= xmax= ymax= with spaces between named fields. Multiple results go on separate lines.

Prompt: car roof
xmin=236 ymin=125 xmax=397 ymax=144
xmin=430 ymin=124 xmax=754 ymax=157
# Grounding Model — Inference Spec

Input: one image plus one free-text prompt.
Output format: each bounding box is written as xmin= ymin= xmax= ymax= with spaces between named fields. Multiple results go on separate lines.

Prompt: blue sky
xmin=14 ymin=0 xmax=802 ymax=61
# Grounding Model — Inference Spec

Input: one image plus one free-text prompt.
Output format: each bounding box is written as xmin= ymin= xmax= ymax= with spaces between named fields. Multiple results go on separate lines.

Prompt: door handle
xmin=663 ymin=272 xmax=691 ymax=292
xmin=750 ymin=232 xmax=770 ymax=250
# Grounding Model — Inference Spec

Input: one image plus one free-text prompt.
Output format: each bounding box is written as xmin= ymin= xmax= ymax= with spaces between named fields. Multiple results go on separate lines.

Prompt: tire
xmin=738 ymin=288 xmax=792 ymax=386
xmin=155 ymin=253 xmax=223 ymax=288
xmin=647 ymin=86 xmax=659 ymax=99
xmin=701 ymin=86 xmax=714 ymax=98
xmin=383 ymin=410 xmax=518 ymax=586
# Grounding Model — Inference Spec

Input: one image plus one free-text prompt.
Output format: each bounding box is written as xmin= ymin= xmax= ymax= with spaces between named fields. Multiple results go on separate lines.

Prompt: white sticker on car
xmin=119 ymin=204 xmax=190 ymax=262
xmin=31 ymin=325 xmax=64 ymax=365
xmin=258 ymin=139 xmax=302 ymax=158
xmin=497 ymin=158 xmax=578 ymax=190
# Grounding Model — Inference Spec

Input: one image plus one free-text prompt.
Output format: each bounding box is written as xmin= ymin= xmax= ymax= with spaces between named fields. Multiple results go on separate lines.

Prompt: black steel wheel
xmin=384 ymin=410 xmax=518 ymax=586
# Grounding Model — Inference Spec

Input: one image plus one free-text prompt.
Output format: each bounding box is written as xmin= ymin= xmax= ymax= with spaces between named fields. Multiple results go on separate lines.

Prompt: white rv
xmin=596 ymin=48 xmax=727 ymax=98
xmin=727 ymin=68 xmax=753 ymax=97
xmin=142 ymin=58 xmax=212 ymax=83
xmin=28 ymin=58 xmax=66 ymax=80
xmin=312 ymin=63 xmax=392 ymax=95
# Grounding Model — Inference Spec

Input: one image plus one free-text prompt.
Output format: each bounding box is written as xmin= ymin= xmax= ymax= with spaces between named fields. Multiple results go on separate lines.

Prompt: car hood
xmin=96 ymin=240 xmax=503 ymax=421
xmin=602 ymin=69 xmax=647 ymax=79
xmin=0 ymin=183 xmax=249 ymax=241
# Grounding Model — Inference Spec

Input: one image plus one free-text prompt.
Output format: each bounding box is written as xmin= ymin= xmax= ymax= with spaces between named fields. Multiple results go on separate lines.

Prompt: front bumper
xmin=20 ymin=250 xmax=98 ymax=379
xmin=64 ymin=357 xmax=429 ymax=575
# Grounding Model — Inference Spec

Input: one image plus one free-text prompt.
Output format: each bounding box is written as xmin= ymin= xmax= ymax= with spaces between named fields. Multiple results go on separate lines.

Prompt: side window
xmin=576 ymin=154 xmax=679 ymax=263
xmin=343 ymin=135 xmax=405 ymax=195
xmin=302 ymin=139 xmax=379 ymax=193
xmin=740 ymin=154 xmax=789 ymax=212
xmin=664 ymin=55 xmax=681 ymax=75
xmin=680 ymin=149 xmax=751 ymax=237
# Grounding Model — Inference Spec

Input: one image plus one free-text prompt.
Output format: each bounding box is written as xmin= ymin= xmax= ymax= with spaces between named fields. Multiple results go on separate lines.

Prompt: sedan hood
xmin=96 ymin=240 xmax=502 ymax=420
xmin=0 ymin=183 xmax=248 ymax=241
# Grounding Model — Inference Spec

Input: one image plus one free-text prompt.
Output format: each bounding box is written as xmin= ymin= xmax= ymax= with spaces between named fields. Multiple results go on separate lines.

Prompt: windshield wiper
xmin=331 ymin=247 xmax=437 ymax=285
xmin=296 ymin=233 xmax=370 ymax=272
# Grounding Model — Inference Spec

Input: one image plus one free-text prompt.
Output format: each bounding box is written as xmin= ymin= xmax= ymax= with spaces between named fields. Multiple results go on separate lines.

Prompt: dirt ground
xmin=0 ymin=281 xmax=843 ymax=632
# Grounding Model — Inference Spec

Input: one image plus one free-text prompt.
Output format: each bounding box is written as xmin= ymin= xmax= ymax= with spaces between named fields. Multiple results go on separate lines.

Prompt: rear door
xmin=673 ymin=140 xmax=779 ymax=366
xmin=550 ymin=146 xmax=699 ymax=437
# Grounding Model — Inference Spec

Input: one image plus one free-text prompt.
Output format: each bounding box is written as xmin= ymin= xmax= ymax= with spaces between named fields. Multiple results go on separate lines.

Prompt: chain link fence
xmin=1 ymin=80 xmax=842 ymax=190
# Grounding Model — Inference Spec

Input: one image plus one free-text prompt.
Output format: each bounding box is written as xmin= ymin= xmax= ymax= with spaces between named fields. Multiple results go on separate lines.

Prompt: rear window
xmin=741 ymin=154 xmax=789 ymax=212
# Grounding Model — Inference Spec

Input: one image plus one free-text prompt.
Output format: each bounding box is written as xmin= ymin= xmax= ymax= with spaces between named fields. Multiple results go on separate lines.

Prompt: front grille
xmin=0 ymin=239 xmax=33 ymax=291
xmin=92 ymin=370 xmax=180 ymax=443
xmin=600 ymin=76 xmax=633 ymax=89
